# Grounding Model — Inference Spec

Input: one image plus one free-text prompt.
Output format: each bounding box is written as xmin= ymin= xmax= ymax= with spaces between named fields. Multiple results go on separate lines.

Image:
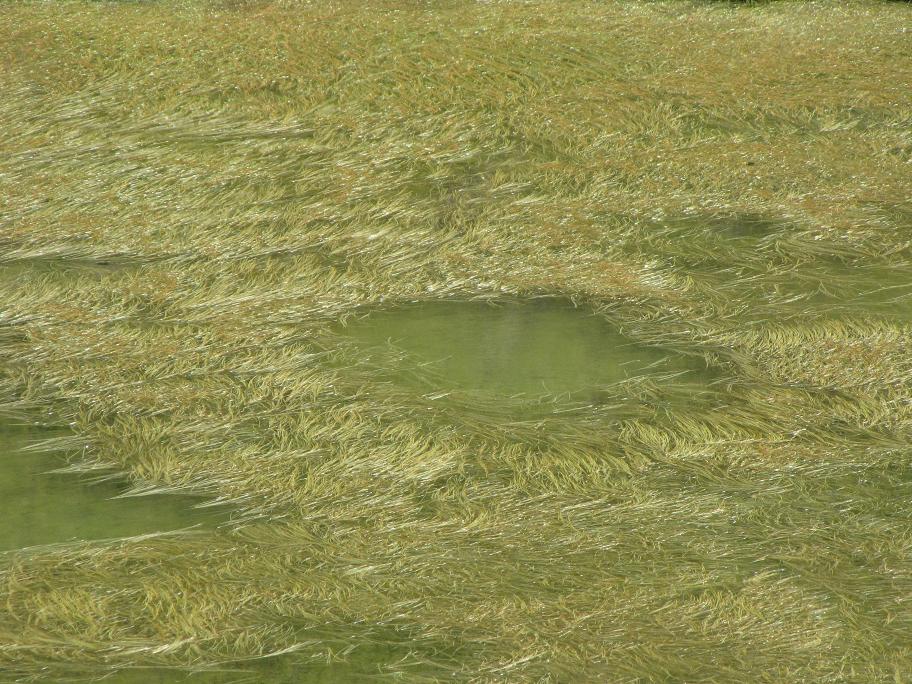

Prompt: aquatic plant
xmin=1 ymin=0 xmax=912 ymax=681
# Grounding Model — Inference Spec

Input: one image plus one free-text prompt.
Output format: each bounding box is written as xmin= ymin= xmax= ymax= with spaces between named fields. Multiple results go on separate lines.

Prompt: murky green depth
xmin=0 ymin=424 xmax=220 ymax=553
xmin=340 ymin=299 xmax=708 ymax=400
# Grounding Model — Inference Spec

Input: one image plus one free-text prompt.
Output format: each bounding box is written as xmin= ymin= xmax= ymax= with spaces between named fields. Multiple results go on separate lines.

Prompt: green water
xmin=0 ymin=424 xmax=221 ymax=552
xmin=340 ymin=299 xmax=710 ymax=400
xmin=99 ymin=645 xmax=409 ymax=684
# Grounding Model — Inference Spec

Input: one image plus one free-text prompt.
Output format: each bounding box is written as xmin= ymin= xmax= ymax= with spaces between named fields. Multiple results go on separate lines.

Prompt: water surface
xmin=0 ymin=424 xmax=221 ymax=552
xmin=340 ymin=299 xmax=709 ymax=401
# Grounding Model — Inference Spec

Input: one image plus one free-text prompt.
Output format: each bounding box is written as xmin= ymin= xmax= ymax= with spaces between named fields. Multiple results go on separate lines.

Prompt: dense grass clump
xmin=2 ymin=0 xmax=912 ymax=681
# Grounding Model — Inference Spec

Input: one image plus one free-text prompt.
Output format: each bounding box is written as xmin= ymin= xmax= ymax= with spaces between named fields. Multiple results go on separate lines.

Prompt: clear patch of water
xmin=0 ymin=423 xmax=222 ymax=553
xmin=338 ymin=299 xmax=712 ymax=403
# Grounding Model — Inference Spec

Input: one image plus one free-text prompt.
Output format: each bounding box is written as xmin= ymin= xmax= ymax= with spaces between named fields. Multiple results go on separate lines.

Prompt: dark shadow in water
xmin=0 ymin=424 xmax=223 ymax=552
xmin=338 ymin=299 xmax=714 ymax=404
xmin=667 ymin=213 xmax=780 ymax=241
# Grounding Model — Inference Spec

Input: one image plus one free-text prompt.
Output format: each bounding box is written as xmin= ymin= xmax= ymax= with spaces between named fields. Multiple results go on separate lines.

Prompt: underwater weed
xmin=1 ymin=0 xmax=912 ymax=681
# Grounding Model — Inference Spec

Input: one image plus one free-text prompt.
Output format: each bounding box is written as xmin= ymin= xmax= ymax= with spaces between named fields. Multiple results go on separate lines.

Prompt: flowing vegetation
xmin=2 ymin=0 xmax=912 ymax=681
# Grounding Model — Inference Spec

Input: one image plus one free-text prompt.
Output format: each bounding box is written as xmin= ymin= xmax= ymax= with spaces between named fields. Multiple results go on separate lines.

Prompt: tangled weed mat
xmin=2 ymin=0 xmax=912 ymax=681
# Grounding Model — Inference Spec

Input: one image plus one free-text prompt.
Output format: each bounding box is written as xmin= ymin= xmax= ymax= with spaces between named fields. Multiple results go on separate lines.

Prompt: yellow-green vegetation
xmin=2 ymin=0 xmax=912 ymax=681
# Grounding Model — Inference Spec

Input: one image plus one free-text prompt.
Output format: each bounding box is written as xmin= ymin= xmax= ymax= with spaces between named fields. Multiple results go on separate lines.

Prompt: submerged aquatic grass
xmin=2 ymin=0 xmax=912 ymax=681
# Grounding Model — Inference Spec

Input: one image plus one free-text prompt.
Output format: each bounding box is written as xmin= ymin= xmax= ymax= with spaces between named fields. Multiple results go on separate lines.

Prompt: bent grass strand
xmin=2 ymin=0 xmax=912 ymax=681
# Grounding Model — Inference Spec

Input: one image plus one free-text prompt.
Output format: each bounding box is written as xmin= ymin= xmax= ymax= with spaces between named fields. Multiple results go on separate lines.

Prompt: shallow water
xmin=639 ymin=214 xmax=912 ymax=322
xmin=340 ymin=299 xmax=709 ymax=400
xmin=101 ymin=646 xmax=404 ymax=684
xmin=0 ymin=424 xmax=221 ymax=552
